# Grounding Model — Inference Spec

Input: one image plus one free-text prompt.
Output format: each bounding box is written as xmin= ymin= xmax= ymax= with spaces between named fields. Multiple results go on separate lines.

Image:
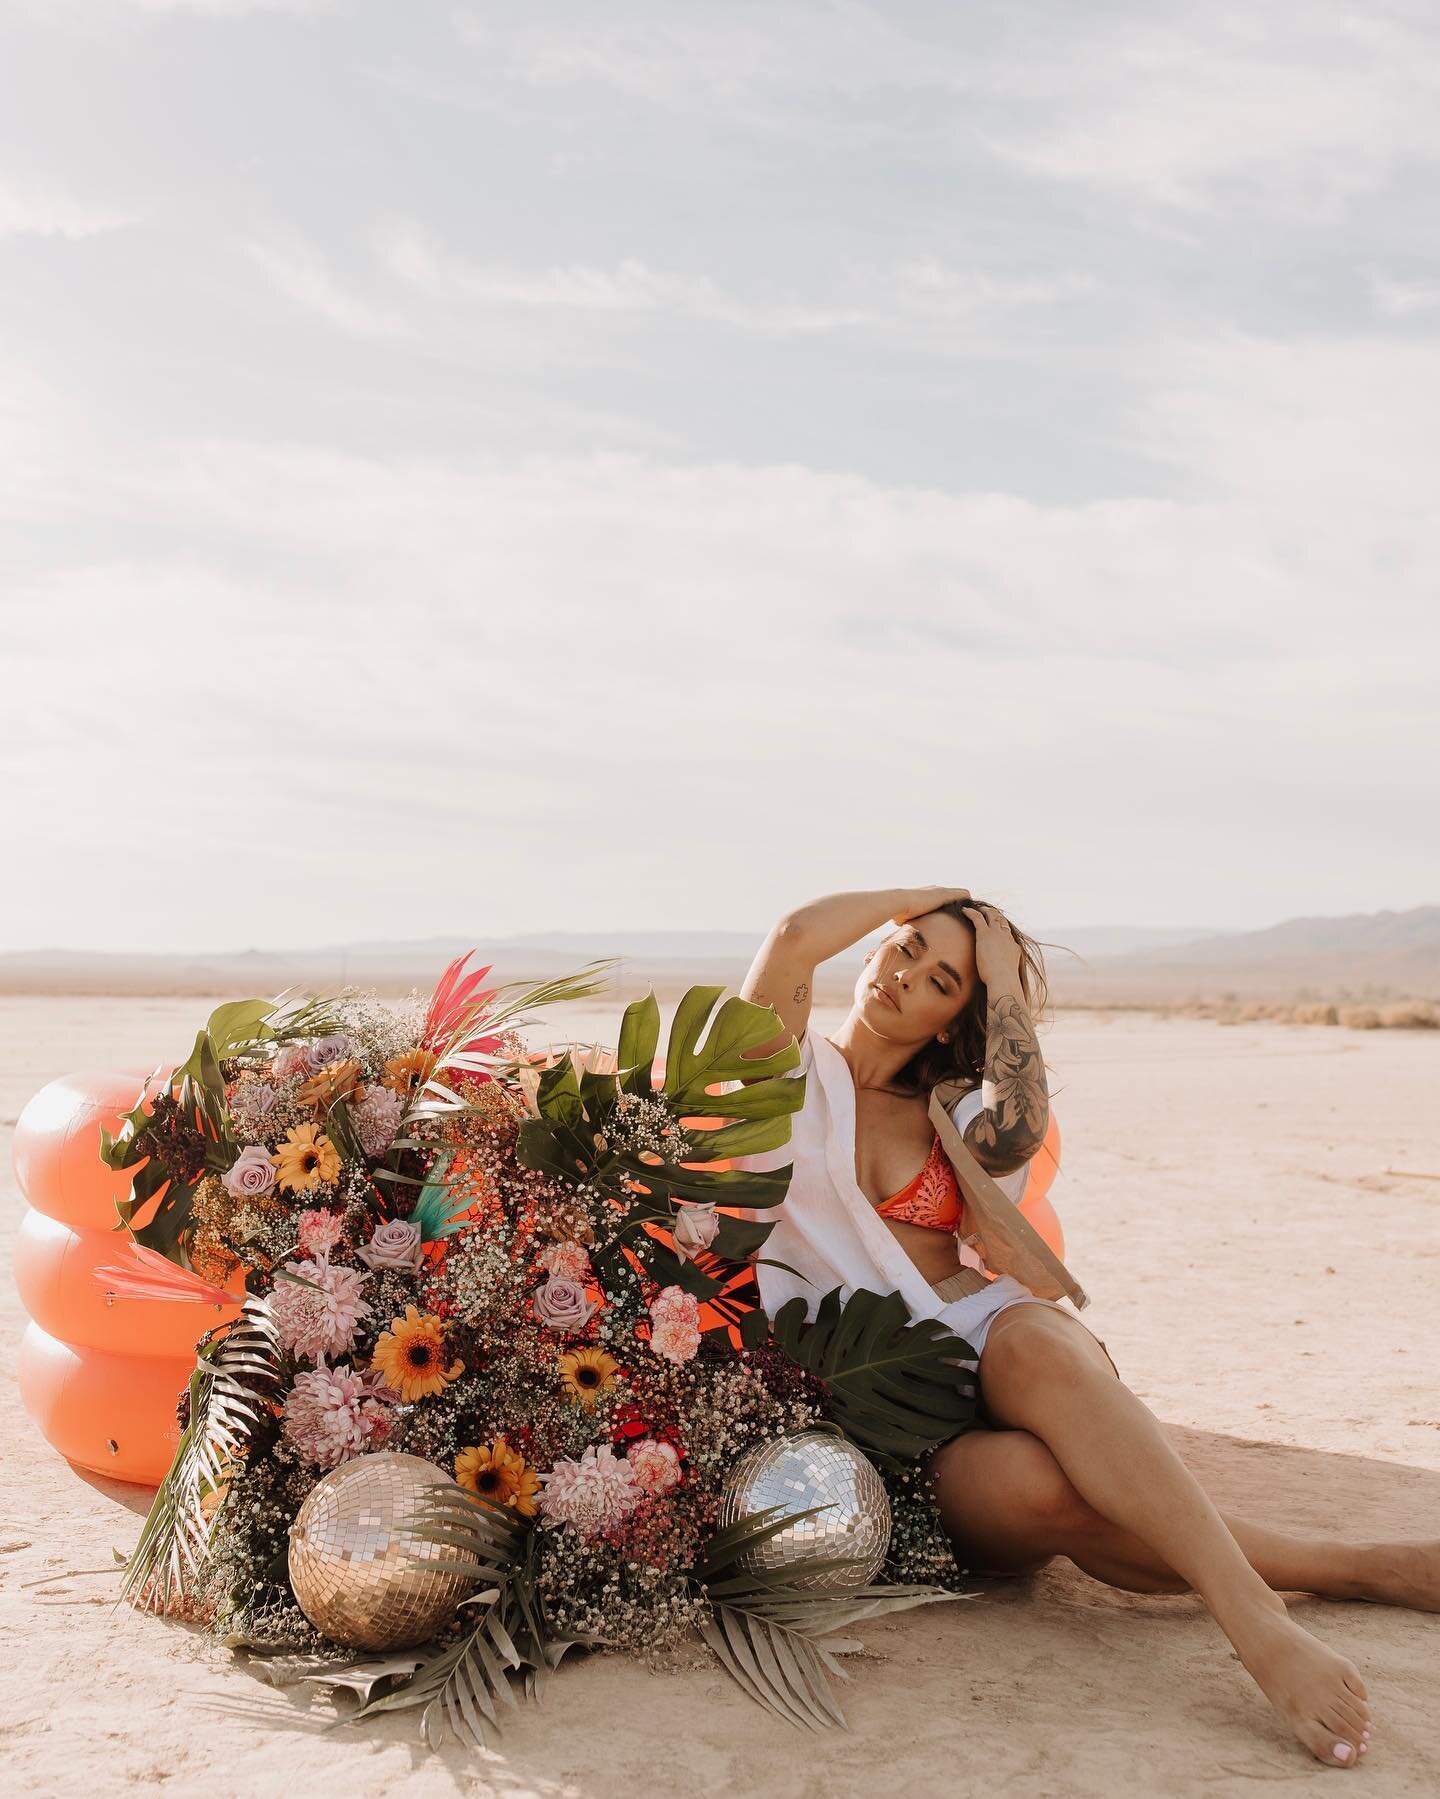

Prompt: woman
xmin=735 ymin=886 xmax=1438 ymax=1770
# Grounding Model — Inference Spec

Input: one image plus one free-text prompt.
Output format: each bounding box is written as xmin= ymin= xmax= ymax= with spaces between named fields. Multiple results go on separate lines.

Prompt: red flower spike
xmin=421 ymin=950 xmax=500 ymax=1057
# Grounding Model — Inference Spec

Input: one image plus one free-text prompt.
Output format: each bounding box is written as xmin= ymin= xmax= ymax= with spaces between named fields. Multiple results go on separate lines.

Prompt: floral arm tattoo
xmin=961 ymin=991 xmax=1050 ymax=1176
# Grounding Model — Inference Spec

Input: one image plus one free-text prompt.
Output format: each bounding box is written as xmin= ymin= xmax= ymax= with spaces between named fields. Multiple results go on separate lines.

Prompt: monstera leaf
xmin=515 ymin=986 xmax=805 ymax=1304
xmin=765 ymin=1288 xmax=980 ymax=1466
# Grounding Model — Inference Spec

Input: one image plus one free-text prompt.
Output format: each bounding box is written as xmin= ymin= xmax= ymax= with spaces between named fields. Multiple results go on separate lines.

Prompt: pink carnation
xmin=538 ymin=1444 xmax=642 ymax=1536
xmin=649 ymin=1285 xmax=700 ymax=1330
xmin=538 ymin=1241 xmax=590 ymax=1283
xmin=282 ymin=1363 xmax=394 ymax=1470
xmin=270 ymin=1256 xmax=372 ymax=1363
xmin=297 ymin=1209 xmax=346 ymax=1256
xmin=627 ymin=1438 xmax=681 ymax=1495
xmin=649 ymin=1319 xmax=701 ymax=1364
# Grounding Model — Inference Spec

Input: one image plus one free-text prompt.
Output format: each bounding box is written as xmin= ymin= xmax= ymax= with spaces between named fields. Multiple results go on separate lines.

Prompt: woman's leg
xmin=925 ymin=1424 xmax=1440 ymax=1607
xmin=967 ymin=1305 xmax=1373 ymax=1768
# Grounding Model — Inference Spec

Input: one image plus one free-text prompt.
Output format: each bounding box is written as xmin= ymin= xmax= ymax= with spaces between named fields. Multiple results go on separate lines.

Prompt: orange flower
xmin=557 ymin=1345 xmax=619 ymax=1407
xmin=454 ymin=1434 xmax=540 ymax=1518
xmin=381 ymin=1048 xmax=438 ymax=1098
xmin=370 ymin=1305 xmax=463 ymax=1401
xmin=296 ymin=1057 xmax=363 ymax=1110
xmin=271 ymin=1122 xmax=341 ymax=1194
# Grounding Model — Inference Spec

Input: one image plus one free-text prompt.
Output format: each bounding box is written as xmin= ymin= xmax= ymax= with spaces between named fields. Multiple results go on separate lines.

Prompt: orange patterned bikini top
xmin=873 ymin=1132 xmax=963 ymax=1232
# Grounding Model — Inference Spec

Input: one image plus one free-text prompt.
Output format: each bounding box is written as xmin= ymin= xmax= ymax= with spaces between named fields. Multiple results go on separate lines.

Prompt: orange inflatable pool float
xmin=11 ymin=1067 xmax=239 ymax=1485
xmin=17 ymin=1323 xmax=190 ymax=1486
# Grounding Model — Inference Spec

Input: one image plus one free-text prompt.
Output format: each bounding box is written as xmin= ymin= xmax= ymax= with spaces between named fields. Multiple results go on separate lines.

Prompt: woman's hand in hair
xmin=890 ymin=886 xmax=971 ymax=926
xmin=961 ymin=902 xmax=1025 ymax=991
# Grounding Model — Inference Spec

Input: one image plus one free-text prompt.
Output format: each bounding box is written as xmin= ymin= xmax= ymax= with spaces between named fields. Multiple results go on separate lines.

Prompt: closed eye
xmin=897 ymin=940 xmax=950 ymax=994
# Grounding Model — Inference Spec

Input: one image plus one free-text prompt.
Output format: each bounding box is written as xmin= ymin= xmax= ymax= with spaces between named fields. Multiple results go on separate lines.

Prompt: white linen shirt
xmin=729 ymin=1029 xmax=1035 ymax=1340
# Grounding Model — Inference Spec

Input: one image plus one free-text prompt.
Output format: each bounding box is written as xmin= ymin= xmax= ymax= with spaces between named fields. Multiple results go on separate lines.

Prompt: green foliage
xmin=696 ymin=1500 xmax=968 ymax=1729
xmin=118 ymin=1296 xmax=282 ymax=1612
xmin=357 ymin=1485 xmax=597 ymax=1747
xmin=768 ymin=1288 xmax=980 ymax=1468
xmin=515 ymin=986 xmax=804 ymax=1307
xmin=100 ymin=991 xmax=347 ymax=1261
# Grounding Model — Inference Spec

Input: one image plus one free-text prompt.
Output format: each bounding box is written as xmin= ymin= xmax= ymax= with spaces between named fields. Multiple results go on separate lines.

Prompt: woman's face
xmin=853 ymin=910 xmax=978 ymax=1043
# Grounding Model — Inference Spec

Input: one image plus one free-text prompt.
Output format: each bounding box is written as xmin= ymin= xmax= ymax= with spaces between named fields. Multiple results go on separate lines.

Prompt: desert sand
xmin=2 ymin=995 xmax=1438 ymax=1798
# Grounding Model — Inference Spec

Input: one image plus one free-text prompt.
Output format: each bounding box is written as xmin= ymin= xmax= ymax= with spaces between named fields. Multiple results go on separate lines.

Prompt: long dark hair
xmin=887 ymin=899 xmax=1058 ymax=1099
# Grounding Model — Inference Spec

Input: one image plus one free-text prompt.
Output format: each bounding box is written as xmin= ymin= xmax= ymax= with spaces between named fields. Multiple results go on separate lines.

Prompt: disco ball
xmin=717 ymin=1430 xmax=891 ymax=1593
xmin=288 ymin=1451 xmax=477 ymax=1650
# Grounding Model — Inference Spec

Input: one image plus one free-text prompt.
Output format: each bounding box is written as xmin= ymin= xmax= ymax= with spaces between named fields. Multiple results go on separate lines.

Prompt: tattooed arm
xmin=958 ymin=908 xmax=1050 ymax=1176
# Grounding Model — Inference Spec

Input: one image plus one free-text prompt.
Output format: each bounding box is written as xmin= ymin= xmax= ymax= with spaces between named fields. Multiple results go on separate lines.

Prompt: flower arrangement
xmin=100 ymin=954 xmax=978 ymax=1742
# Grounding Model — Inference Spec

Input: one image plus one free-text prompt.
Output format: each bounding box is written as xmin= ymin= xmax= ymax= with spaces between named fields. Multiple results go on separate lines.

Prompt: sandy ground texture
xmin=1 ymin=997 xmax=1438 ymax=1799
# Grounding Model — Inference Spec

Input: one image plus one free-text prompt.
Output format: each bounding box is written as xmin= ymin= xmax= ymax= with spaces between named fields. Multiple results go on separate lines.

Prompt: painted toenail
xmin=1359 ymin=1745 xmax=1368 ymax=1756
xmin=1333 ymin=1744 xmax=1353 ymax=1763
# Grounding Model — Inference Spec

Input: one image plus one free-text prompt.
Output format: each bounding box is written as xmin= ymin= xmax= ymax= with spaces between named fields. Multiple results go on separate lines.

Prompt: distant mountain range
xmin=0 ymin=909 xmax=1432 ymax=1005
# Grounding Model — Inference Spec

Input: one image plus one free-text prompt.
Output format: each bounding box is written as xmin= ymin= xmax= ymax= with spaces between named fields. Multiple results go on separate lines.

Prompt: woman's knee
xmin=932 ymin=1427 xmax=1092 ymax=1547
xmin=980 ymin=1305 xmax=1114 ymax=1393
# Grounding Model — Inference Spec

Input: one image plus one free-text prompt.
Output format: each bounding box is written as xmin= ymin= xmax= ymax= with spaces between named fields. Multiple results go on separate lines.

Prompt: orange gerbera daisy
xmin=370 ymin=1305 xmax=463 ymax=1401
xmin=454 ymin=1435 xmax=540 ymax=1518
xmin=296 ymin=1057 xmax=363 ymax=1110
xmin=557 ymin=1346 xmax=619 ymax=1407
xmin=381 ymin=1048 xmax=438 ymax=1097
xmin=271 ymin=1122 xmax=342 ymax=1194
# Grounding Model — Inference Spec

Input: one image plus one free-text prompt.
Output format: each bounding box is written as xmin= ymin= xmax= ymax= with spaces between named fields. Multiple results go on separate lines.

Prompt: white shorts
xmin=934 ymin=1273 xmax=1062 ymax=1364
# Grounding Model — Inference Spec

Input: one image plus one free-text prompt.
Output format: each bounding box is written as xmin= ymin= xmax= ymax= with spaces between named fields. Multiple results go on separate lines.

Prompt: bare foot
xmin=1355 ymin=1540 xmax=1440 ymax=1612
xmin=1230 ymin=1604 xmax=1371 ymax=1767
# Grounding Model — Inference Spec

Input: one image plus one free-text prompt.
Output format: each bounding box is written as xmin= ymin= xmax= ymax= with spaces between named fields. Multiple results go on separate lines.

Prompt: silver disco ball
xmin=717 ymin=1430 xmax=891 ymax=1593
xmin=288 ymin=1451 xmax=477 ymax=1651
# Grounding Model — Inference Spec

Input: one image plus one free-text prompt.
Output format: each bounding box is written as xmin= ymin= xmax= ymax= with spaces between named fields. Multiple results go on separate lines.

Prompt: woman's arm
xmin=738 ymin=889 xmax=953 ymax=1061
xmin=959 ymin=904 xmax=1050 ymax=1176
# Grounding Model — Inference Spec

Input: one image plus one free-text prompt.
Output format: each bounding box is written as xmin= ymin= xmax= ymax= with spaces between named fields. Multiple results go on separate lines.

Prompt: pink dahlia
xmin=270 ymin=1255 xmax=372 ymax=1363
xmin=627 ymin=1438 xmax=682 ymax=1495
xmin=538 ymin=1444 xmax=642 ymax=1536
xmin=282 ymin=1363 xmax=394 ymax=1470
xmin=351 ymin=1083 xmax=405 ymax=1159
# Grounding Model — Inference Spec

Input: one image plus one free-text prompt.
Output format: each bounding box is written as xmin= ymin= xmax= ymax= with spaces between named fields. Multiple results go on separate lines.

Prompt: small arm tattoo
xmin=962 ymin=991 xmax=1049 ymax=1175
xmin=793 ymin=981 xmax=809 ymax=1003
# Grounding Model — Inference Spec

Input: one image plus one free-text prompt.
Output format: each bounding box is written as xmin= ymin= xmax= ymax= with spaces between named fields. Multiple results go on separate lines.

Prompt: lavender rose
xmin=533 ymin=1276 xmax=597 ymax=1333
xmin=306 ymin=1032 xmax=361 ymax=1072
xmin=222 ymin=1143 xmax=278 ymax=1199
xmin=672 ymin=1201 xmax=720 ymax=1263
xmin=357 ymin=1218 xmax=425 ymax=1275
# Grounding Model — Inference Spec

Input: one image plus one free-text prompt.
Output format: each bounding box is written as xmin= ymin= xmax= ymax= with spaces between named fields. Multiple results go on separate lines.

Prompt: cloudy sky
xmin=1 ymin=0 xmax=1436 ymax=953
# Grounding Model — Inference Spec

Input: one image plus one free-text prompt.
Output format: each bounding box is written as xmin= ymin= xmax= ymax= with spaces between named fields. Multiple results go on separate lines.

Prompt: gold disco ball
xmin=717 ymin=1429 xmax=891 ymax=1593
xmin=288 ymin=1451 xmax=477 ymax=1651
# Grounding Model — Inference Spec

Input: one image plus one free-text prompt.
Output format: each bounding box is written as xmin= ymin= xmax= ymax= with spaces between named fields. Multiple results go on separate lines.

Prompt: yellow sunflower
xmin=454 ymin=1434 xmax=540 ymax=1518
xmin=271 ymin=1122 xmax=342 ymax=1194
xmin=371 ymin=1305 xmax=464 ymax=1401
xmin=381 ymin=1048 xmax=438 ymax=1097
xmin=557 ymin=1345 xmax=619 ymax=1407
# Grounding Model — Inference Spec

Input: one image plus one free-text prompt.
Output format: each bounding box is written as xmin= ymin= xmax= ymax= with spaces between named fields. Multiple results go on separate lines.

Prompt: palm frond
xmin=702 ymin=1568 xmax=970 ymax=1729
xmin=357 ymin=1486 xmax=598 ymax=1748
xmin=118 ymin=1296 xmax=281 ymax=1612
xmin=695 ymin=1486 xmax=971 ymax=1728
xmin=409 ymin=960 xmax=622 ymax=1106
